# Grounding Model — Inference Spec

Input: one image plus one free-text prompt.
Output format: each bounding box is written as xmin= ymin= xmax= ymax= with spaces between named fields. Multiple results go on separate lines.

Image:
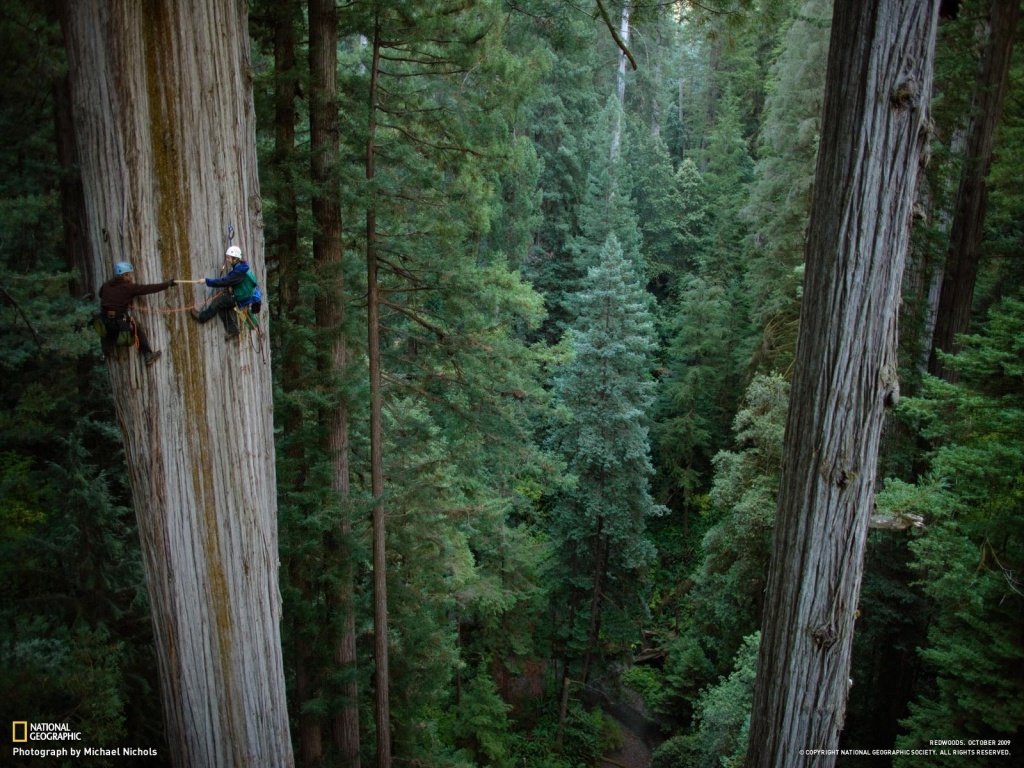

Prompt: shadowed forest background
xmin=1 ymin=0 xmax=1022 ymax=766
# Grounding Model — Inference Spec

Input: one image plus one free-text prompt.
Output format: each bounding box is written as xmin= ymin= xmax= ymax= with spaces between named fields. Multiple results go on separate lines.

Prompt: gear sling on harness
xmin=93 ymin=310 xmax=138 ymax=347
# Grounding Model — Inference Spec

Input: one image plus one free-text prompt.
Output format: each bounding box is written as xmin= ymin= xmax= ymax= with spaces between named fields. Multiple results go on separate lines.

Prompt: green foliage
xmin=979 ymin=33 xmax=1024 ymax=304
xmin=743 ymin=0 xmax=831 ymax=356
xmin=5 ymin=0 xmax=1021 ymax=761
xmin=684 ymin=374 xmax=787 ymax=670
xmin=651 ymin=633 xmax=760 ymax=768
xmin=447 ymin=665 xmax=514 ymax=767
xmin=689 ymin=632 xmax=760 ymax=768
xmin=653 ymin=274 xmax=748 ymax=505
xmin=0 ymin=625 xmax=131 ymax=763
xmin=886 ymin=294 xmax=1024 ymax=763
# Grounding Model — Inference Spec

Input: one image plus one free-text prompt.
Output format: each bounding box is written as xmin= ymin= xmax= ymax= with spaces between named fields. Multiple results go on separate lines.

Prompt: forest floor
xmin=600 ymin=684 xmax=659 ymax=768
xmin=601 ymin=725 xmax=653 ymax=768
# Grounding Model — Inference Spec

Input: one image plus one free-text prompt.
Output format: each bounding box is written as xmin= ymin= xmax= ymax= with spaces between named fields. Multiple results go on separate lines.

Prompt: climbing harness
xmin=93 ymin=310 xmax=140 ymax=348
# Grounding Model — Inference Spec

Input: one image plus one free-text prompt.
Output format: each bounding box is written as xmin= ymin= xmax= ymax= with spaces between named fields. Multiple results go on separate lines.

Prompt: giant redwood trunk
xmin=744 ymin=2 xmax=939 ymax=767
xmin=61 ymin=2 xmax=294 ymax=765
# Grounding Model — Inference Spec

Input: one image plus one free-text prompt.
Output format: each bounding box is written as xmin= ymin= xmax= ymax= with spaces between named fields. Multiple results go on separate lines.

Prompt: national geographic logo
xmin=10 ymin=721 xmax=82 ymax=741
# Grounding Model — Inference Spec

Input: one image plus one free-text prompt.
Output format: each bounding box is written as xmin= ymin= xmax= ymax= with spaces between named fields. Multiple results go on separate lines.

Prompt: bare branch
xmin=0 ymin=285 xmax=45 ymax=352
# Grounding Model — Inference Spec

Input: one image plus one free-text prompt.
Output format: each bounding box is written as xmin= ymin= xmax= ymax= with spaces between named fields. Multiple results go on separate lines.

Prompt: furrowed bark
xmin=61 ymin=2 xmax=293 ymax=765
xmin=745 ymin=2 xmax=939 ymax=766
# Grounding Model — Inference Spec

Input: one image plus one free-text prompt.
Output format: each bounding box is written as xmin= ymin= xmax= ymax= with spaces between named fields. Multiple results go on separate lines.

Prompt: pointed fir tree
xmin=550 ymin=233 xmax=665 ymax=680
xmin=622 ymin=116 xmax=687 ymax=300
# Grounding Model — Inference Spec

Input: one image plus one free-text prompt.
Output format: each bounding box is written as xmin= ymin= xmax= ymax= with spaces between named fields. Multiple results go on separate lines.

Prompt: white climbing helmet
xmin=225 ymin=246 xmax=243 ymax=260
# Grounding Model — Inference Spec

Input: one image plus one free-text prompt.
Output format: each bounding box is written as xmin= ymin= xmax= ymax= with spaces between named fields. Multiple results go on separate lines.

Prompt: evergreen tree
xmin=651 ymin=93 xmax=754 ymax=517
xmin=653 ymin=632 xmax=761 ymax=768
xmin=516 ymin=7 xmax=605 ymax=341
xmin=622 ymin=117 xmax=687 ymax=298
xmin=341 ymin=2 xmax=552 ymax=763
xmin=570 ymin=98 xmax=645 ymax=277
xmin=62 ymin=1 xmax=295 ymax=761
xmin=549 ymin=234 xmax=664 ymax=682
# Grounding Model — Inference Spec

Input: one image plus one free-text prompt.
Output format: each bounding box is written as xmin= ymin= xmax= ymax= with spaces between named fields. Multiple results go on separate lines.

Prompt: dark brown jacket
xmin=99 ymin=277 xmax=175 ymax=313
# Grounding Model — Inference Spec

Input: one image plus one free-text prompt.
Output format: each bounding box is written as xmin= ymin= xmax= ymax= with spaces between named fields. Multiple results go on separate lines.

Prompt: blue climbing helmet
xmin=114 ymin=261 xmax=134 ymax=276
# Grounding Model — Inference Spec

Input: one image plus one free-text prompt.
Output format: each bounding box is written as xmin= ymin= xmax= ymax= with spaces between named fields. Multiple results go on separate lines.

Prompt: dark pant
xmin=196 ymin=293 xmax=239 ymax=335
xmin=101 ymin=312 xmax=152 ymax=355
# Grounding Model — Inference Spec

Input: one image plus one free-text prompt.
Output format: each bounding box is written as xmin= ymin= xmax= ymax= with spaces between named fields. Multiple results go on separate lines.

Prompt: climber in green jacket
xmin=191 ymin=246 xmax=261 ymax=341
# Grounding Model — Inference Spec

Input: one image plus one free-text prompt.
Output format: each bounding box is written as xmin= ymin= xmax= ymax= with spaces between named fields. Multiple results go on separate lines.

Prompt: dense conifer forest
xmin=1 ymin=0 xmax=1021 ymax=766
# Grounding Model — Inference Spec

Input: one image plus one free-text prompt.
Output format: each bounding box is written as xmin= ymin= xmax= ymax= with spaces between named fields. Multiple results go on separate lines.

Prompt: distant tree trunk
xmin=265 ymin=2 xmax=324 ymax=762
xmin=52 ymin=71 xmax=91 ymax=297
xmin=927 ymin=0 xmax=1020 ymax=381
xmin=744 ymin=2 xmax=939 ymax=767
xmin=367 ymin=18 xmax=393 ymax=768
xmin=610 ymin=3 xmax=630 ymax=161
xmin=579 ymin=516 xmax=605 ymax=686
xmin=309 ymin=0 xmax=362 ymax=764
xmin=61 ymin=2 xmax=294 ymax=766
xmin=270 ymin=0 xmax=300 ymax=320
xmin=295 ymin=635 xmax=323 ymax=763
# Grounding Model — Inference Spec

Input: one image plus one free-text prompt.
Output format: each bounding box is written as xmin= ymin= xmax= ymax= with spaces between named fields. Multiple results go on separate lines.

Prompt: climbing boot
xmin=225 ymin=332 xmax=240 ymax=343
xmin=145 ymin=350 xmax=163 ymax=367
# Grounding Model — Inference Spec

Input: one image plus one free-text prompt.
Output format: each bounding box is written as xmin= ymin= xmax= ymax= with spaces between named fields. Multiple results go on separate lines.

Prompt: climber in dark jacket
xmin=191 ymin=246 xmax=259 ymax=342
xmin=98 ymin=261 xmax=177 ymax=366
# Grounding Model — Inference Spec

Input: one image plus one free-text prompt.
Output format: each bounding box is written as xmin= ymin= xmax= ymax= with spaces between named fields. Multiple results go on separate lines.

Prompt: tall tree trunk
xmin=61 ymin=2 xmax=294 ymax=766
xmin=308 ymin=1 xmax=362 ymax=764
xmin=744 ymin=2 xmax=939 ymax=767
xmin=265 ymin=2 xmax=325 ymax=762
xmin=610 ymin=3 xmax=630 ymax=161
xmin=367 ymin=18 xmax=393 ymax=768
xmin=927 ymin=0 xmax=1020 ymax=381
xmin=52 ymin=71 xmax=91 ymax=297
xmin=295 ymin=634 xmax=323 ymax=763
xmin=271 ymin=0 xmax=300 ymax=322
xmin=580 ymin=519 xmax=605 ymax=686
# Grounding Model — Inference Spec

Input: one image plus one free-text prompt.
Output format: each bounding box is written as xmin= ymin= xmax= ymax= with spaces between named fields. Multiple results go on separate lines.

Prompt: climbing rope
xmin=234 ymin=304 xmax=268 ymax=364
xmin=132 ymin=284 xmax=267 ymax=363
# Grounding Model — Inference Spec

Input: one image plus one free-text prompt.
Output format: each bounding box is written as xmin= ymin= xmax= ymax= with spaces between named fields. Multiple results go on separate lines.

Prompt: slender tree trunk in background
xmin=928 ymin=0 xmax=1020 ymax=382
xmin=701 ymin=40 xmax=721 ymax=169
xmin=580 ymin=517 xmax=605 ymax=686
xmin=271 ymin=0 xmax=300 ymax=323
xmin=651 ymin=26 xmax=663 ymax=138
xmin=610 ymin=3 xmax=630 ymax=161
xmin=745 ymin=2 xmax=939 ymax=767
xmin=61 ymin=2 xmax=294 ymax=766
xmin=52 ymin=71 xmax=91 ymax=297
xmin=266 ymin=2 xmax=323 ymax=762
xmin=308 ymin=1 xmax=362 ymax=764
xmin=295 ymin=634 xmax=323 ymax=762
xmin=367 ymin=19 xmax=392 ymax=768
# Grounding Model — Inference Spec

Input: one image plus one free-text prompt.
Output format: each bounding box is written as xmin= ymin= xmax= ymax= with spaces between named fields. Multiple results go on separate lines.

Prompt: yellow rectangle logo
xmin=12 ymin=721 xmax=28 ymax=742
